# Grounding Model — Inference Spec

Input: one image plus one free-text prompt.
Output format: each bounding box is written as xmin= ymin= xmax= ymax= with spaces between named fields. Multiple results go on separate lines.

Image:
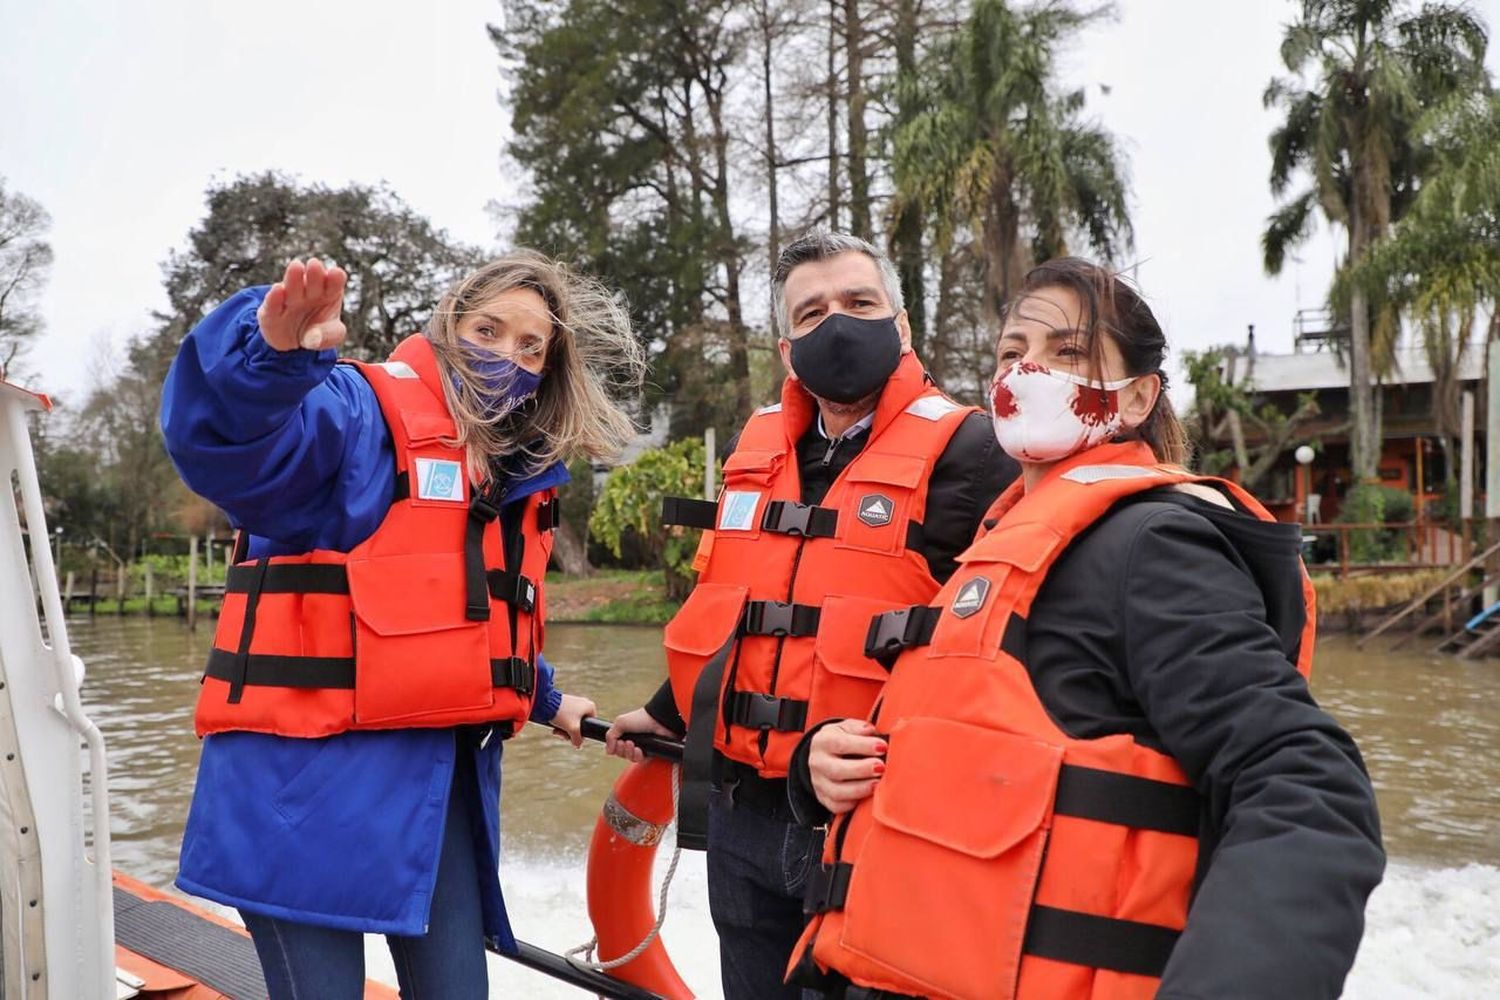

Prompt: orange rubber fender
xmin=585 ymin=759 xmax=694 ymax=999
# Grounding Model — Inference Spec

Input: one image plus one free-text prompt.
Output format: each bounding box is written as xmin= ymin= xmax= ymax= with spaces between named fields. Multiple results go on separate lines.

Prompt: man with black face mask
xmin=605 ymin=231 xmax=1017 ymax=999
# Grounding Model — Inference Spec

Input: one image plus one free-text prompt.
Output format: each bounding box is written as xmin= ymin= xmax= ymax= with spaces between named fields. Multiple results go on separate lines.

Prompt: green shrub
xmin=589 ymin=438 xmax=719 ymax=600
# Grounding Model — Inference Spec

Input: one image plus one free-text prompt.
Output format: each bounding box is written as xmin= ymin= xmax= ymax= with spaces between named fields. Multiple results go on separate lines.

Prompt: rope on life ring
xmin=568 ymin=758 xmax=693 ymax=999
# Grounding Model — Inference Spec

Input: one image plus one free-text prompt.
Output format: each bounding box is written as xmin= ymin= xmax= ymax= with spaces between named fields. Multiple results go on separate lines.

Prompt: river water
xmin=70 ymin=617 xmax=1499 ymax=998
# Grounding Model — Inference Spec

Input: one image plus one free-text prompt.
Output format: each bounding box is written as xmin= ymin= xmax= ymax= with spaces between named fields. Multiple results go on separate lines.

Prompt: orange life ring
xmin=585 ymin=759 xmax=694 ymax=998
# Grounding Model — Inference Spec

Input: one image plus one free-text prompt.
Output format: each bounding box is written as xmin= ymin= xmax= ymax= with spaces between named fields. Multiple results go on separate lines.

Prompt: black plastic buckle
xmin=492 ymin=657 xmax=536 ymax=696
xmin=469 ymin=495 xmax=500 ymax=522
xmin=536 ymin=498 xmax=561 ymax=532
xmin=766 ymin=501 xmax=813 ymax=535
xmin=729 ymin=692 xmax=807 ymax=731
xmin=803 ymin=861 xmax=854 ymax=914
xmin=489 ymin=571 xmax=537 ymax=613
xmin=743 ymin=600 xmax=796 ymax=637
xmin=762 ymin=500 xmax=835 ymax=537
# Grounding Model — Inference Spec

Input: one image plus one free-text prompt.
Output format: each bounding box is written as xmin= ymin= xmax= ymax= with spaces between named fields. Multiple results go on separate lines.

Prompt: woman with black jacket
xmin=787 ymin=258 xmax=1383 ymax=1000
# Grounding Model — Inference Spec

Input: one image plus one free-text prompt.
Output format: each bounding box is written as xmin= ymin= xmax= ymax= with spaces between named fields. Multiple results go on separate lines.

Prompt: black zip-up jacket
xmin=788 ymin=488 xmax=1385 ymax=999
xmin=644 ymin=409 xmax=1018 ymax=734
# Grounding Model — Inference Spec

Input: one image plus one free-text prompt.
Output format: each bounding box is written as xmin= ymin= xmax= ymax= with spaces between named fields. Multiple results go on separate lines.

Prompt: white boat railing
xmin=0 ymin=377 xmax=114 ymax=999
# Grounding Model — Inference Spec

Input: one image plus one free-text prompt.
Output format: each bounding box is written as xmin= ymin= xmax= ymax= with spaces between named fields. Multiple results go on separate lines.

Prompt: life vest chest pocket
xmin=715 ymin=450 xmax=784 ymax=538
xmin=837 ymin=454 xmax=927 ymax=556
xmin=346 ymin=552 xmax=495 ymax=726
xmin=808 ymin=594 xmax=906 ymax=721
xmin=663 ymin=582 xmax=749 ymax=724
xmin=839 ymin=717 xmax=1062 ymax=1000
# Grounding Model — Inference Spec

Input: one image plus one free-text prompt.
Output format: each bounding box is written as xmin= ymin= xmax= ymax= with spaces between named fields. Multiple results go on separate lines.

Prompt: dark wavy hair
xmin=1010 ymin=257 xmax=1188 ymax=466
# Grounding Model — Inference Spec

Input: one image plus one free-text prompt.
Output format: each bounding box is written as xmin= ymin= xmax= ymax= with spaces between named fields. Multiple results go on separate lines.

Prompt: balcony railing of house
xmin=1292 ymin=308 xmax=1350 ymax=353
xmin=1299 ymin=519 xmax=1486 ymax=579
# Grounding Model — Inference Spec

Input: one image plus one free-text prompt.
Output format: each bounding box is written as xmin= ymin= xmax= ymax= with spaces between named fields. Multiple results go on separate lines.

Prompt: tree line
xmin=4 ymin=0 xmax=1496 ymax=569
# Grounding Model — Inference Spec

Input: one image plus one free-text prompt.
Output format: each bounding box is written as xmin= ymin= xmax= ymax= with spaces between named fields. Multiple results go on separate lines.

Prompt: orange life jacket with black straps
xmin=195 ymin=334 xmax=559 ymax=739
xmin=659 ymin=353 xmax=976 ymax=847
xmin=790 ymin=440 xmax=1316 ymax=1000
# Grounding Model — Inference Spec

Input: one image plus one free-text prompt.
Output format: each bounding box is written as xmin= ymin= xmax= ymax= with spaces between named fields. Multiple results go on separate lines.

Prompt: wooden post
xmin=187 ymin=535 xmax=199 ymax=631
xmin=1338 ymin=527 xmax=1350 ymax=580
xmin=1414 ymin=437 xmax=1424 ymax=526
xmin=704 ymin=427 xmax=717 ymax=500
xmin=115 ymin=563 xmax=126 ymax=615
xmin=89 ymin=568 xmax=98 ymax=617
xmin=144 ymin=562 xmax=155 ymax=617
xmin=1462 ymin=389 xmax=1475 ymax=562
xmin=63 ymin=570 xmax=75 ymax=608
xmin=205 ymin=531 xmax=213 ymax=576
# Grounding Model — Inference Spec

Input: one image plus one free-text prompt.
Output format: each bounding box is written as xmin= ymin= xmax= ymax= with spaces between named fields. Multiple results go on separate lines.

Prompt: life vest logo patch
xmin=718 ymin=491 xmax=761 ymax=531
xmin=415 ymin=457 xmax=466 ymax=502
xmin=857 ymin=493 xmax=894 ymax=527
xmin=950 ymin=576 xmax=990 ymax=619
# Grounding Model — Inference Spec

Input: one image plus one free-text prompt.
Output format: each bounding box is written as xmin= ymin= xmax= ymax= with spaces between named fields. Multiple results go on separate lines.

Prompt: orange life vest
xmin=195 ymin=335 xmax=558 ymax=739
xmin=661 ymin=353 xmax=977 ymax=784
xmin=791 ymin=440 xmax=1316 ymax=1000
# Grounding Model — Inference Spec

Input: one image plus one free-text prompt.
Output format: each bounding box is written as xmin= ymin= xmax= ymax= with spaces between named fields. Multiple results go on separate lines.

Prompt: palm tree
xmin=892 ymin=0 xmax=1132 ymax=326
xmin=1353 ymin=92 xmax=1500 ymax=484
xmin=1262 ymin=0 xmax=1488 ymax=482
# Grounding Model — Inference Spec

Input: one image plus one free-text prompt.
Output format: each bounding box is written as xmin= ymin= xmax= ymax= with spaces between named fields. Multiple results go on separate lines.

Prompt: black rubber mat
xmin=113 ymin=885 xmax=268 ymax=999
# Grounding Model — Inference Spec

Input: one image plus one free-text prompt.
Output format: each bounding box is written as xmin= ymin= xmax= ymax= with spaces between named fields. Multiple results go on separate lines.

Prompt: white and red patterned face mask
xmin=989 ymin=361 xmax=1136 ymax=463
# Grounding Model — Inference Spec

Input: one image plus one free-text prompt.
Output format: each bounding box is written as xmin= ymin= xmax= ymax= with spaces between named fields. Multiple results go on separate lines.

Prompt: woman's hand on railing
xmin=604 ymin=707 xmax=679 ymax=764
xmin=809 ymin=719 xmax=887 ymax=815
xmin=551 ymin=693 xmax=598 ymax=748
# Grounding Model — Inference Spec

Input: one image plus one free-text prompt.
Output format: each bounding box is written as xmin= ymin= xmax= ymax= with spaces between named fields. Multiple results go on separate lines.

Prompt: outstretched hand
xmin=257 ymin=258 xmax=349 ymax=352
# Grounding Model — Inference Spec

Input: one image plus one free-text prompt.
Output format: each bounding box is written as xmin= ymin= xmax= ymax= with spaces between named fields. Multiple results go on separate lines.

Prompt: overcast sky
xmin=4 ymin=0 xmax=1499 ymax=407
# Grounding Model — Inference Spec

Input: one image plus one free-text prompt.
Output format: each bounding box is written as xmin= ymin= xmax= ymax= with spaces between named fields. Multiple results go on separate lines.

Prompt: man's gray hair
xmin=771 ymin=230 xmax=904 ymax=339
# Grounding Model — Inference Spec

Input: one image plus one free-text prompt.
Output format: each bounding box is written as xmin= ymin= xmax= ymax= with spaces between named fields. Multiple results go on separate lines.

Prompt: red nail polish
xmin=872 ymin=762 xmax=886 ymax=775
xmin=874 ymin=743 xmax=889 ymax=755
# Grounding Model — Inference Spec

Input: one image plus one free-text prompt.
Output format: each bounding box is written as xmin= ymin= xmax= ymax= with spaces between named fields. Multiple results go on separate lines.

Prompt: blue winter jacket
xmin=160 ymin=287 xmax=566 ymax=946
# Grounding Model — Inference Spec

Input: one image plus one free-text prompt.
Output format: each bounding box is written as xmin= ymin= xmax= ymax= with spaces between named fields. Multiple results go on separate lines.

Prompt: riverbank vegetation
xmin=6 ymin=1 xmax=1494 ymax=618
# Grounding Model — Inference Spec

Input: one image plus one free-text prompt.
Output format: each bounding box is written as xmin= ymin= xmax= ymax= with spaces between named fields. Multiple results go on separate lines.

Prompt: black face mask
xmin=788 ymin=313 xmax=903 ymax=404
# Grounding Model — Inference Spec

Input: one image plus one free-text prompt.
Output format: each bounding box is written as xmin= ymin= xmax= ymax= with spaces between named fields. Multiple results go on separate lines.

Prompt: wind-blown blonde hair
xmin=425 ymin=250 xmax=646 ymax=479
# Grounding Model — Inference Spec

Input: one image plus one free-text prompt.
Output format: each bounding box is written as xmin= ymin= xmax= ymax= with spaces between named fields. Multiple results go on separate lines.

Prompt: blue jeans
xmin=706 ymin=788 xmax=825 ymax=1000
xmin=241 ymin=760 xmax=487 ymax=1000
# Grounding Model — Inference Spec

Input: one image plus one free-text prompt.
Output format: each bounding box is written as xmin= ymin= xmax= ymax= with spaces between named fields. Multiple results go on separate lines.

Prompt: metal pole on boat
xmin=492 ymin=940 xmax=670 ymax=1000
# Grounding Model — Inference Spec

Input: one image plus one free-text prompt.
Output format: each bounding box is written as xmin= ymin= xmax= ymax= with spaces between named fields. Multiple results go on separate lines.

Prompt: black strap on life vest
xmin=863 ymin=605 xmax=941 ymax=666
xmin=805 ymin=883 xmax=1180 ymax=983
xmin=803 ymin=784 xmax=1198 ymax=973
xmin=225 ymin=563 xmax=350 ymax=594
xmin=486 ymin=570 xmax=537 ymax=614
xmin=465 ymin=480 xmax=504 ymax=622
xmin=762 ymin=500 xmax=838 ymax=538
xmin=661 ymin=496 xmax=718 ymax=530
xmin=203 ymin=648 xmax=535 ymax=696
xmin=224 ymin=557 xmax=271 ymax=704
xmin=1023 ymin=905 xmax=1181 ymax=979
xmin=677 ymin=629 xmax=740 ymax=852
xmin=740 ymin=600 xmax=821 ymax=638
xmin=1055 ymin=765 xmax=1200 ymax=837
xmin=804 ymin=760 xmax=1200 ymax=900
xmin=536 ymin=496 xmax=562 ymax=532
xmin=724 ymin=691 xmax=808 ymax=732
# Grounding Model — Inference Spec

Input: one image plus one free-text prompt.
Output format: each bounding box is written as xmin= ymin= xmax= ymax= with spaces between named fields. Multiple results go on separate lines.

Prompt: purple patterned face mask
xmin=453 ymin=345 xmax=544 ymax=417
